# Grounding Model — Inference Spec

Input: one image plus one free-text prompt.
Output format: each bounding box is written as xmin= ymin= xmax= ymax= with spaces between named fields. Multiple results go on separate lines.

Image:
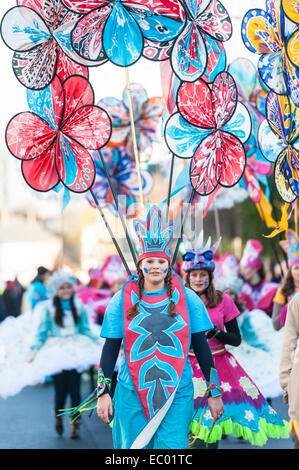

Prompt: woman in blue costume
xmin=95 ymin=204 xmax=224 ymax=449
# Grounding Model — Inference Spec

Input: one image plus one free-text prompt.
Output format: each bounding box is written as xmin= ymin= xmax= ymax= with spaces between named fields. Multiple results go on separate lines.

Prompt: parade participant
xmin=183 ymin=233 xmax=290 ymax=447
xmin=2 ymin=277 xmax=25 ymax=318
xmin=94 ymin=204 xmax=224 ymax=449
xmin=97 ymin=255 xmax=128 ymax=315
xmin=76 ymin=267 xmax=110 ymax=326
xmin=28 ymin=270 xmax=101 ymax=439
xmin=25 ymin=266 xmax=52 ymax=310
xmin=279 ymin=293 xmax=299 ymax=449
xmin=239 ymin=239 xmax=278 ymax=316
xmin=77 ymin=256 xmax=127 ymax=326
xmin=272 ymin=230 xmax=299 ymax=331
xmin=216 ymin=258 xmax=284 ymax=402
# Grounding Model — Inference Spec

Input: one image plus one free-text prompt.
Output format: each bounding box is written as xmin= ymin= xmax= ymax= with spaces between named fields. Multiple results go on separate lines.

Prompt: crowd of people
xmin=1 ymin=211 xmax=299 ymax=450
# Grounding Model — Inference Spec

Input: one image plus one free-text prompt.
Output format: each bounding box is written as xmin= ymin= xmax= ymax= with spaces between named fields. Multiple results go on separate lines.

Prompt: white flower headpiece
xmin=48 ymin=270 xmax=77 ymax=293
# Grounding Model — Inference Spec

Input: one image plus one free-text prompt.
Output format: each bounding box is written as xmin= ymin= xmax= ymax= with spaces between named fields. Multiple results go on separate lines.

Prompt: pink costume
xmin=76 ymin=255 xmax=128 ymax=323
xmin=183 ymin=233 xmax=289 ymax=446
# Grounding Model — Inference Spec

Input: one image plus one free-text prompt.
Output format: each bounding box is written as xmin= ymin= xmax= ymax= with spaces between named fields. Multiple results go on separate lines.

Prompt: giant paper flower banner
xmin=241 ymin=0 xmax=299 ymax=107
xmin=0 ymin=0 xmax=96 ymax=90
xmin=240 ymin=135 xmax=272 ymax=203
xmin=169 ymin=0 xmax=231 ymax=82
xmin=87 ymin=146 xmax=153 ymax=217
xmin=228 ymin=58 xmax=268 ymax=131
xmin=5 ymin=75 xmax=111 ymax=193
xmin=228 ymin=58 xmax=272 ymax=203
xmin=98 ymin=83 xmax=164 ymax=161
xmin=164 ymin=71 xmax=251 ymax=197
xmin=282 ymin=0 xmax=299 ymax=68
xmin=258 ymin=91 xmax=299 ymax=203
xmin=61 ymin=0 xmax=186 ymax=67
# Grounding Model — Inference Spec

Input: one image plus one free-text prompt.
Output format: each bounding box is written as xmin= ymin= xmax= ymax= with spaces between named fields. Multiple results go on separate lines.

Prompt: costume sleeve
xmin=191 ymin=332 xmax=221 ymax=397
xmin=272 ymin=302 xmax=283 ymax=331
xmin=273 ymin=287 xmax=286 ymax=305
xmin=279 ymin=297 xmax=299 ymax=393
xmin=30 ymin=303 xmax=51 ymax=351
xmin=211 ymin=318 xmax=242 ymax=347
xmin=97 ymin=338 xmax=122 ymax=396
xmin=223 ymin=293 xmax=241 ymax=323
xmin=100 ymin=290 xmax=123 ymax=339
xmin=185 ymin=287 xmax=213 ymax=333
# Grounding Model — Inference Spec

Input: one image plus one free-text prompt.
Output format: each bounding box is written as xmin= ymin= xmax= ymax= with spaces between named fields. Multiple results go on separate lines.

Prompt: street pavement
xmin=0 ymin=376 xmax=293 ymax=450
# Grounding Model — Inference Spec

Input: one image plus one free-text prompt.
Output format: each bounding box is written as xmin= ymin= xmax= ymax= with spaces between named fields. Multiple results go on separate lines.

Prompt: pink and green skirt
xmin=189 ymin=348 xmax=290 ymax=446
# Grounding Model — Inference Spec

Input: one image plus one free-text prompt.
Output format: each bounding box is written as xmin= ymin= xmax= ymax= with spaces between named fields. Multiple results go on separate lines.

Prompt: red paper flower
xmin=6 ymin=75 xmax=111 ymax=193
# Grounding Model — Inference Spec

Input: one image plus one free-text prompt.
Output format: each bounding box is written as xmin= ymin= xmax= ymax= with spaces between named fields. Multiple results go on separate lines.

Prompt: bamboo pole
xmin=214 ymin=207 xmax=222 ymax=257
xmin=125 ymin=67 xmax=145 ymax=216
xmin=89 ymin=189 xmax=132 ymax=276
xmin=171 ymin=189 xmax=195 ymax=267
xmin=97 ymin=149 xmax=138 ymax=266
xmin=166 ymin=154 xmax=175 ymax=222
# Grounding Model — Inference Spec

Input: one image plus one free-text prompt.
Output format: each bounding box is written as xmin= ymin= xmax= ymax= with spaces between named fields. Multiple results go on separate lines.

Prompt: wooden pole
xmin=125 ymin=67 xmax=145 ymax=216
xmin=89 ymin=189 xmax=132 ymax=276
xmin=171 ymin=189 xmax=195 ymax=267
xmin=166 ymin=154 xmax=175 ymax=222
xmin=214 ymin=207 xmax=222 ymax=257
xmin=97 ymin=149 xmax=138 ymax=266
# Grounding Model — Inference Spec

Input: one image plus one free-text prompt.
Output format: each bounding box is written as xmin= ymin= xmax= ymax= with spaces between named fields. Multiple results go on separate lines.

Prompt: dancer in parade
xmin=76 ymin=255 xmax=127 ymax=326
xmin=272 ymin=230 xmax=299 ymax=331
xmin=279 ymin=293 xmax=299 ymax=449
xmin=239 ymin=239 xmax=278 ymax=317
xmin=92 ymin=204 xmax=224 ymax=449
xmin=216 ymin=253 xmax=284 ymax=400
xmin=183 ymin=233 xmax=290 ymax=447
xmin=28 ymin=270 xmax=101 ymax=439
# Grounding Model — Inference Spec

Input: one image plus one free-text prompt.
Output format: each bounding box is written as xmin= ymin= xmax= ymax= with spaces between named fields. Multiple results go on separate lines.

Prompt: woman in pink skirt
xmin=182 ymin=233 xmax=290 ymax=447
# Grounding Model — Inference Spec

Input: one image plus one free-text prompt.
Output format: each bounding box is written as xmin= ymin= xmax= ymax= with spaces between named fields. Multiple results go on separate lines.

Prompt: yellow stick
xmin=125 ymin=67 xmax=145 ymax=216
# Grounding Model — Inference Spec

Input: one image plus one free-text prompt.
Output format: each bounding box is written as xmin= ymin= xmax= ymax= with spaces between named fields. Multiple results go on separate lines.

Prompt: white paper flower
xmin=193 ymin=377 xmax=207 ymax=399
xmin=239 ymin=376 xmax=259 ymax=400
xmin=245 ymin=409 xmax=255 ymax=422
xmin=204 ymin=409 xmax=213 ymax=421
xmin=221 ymin=381 xmax=232 ymax=393
xmin=229 ymin=356 xmax=238 ymax=368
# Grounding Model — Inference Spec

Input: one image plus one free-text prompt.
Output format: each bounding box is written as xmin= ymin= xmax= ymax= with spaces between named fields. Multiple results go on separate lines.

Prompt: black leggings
xmin=52 ymin=369 xmax=81 ymax=416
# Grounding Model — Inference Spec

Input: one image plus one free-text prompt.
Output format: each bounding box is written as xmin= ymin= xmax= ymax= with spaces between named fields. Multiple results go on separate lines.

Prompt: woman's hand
xmin=208 ymin=396 xmax=224 ymax=424
xmin=97 ymin=393 xmax=113 ymax=424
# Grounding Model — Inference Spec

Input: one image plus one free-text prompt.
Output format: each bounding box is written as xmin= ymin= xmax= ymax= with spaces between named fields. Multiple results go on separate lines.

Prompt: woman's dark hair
xmin=53 ymin=294 xmax=79 ymax=327
xmin=281 ymin=268 xmax=295 ymax=299
xmin=257 ymin=264 xmax=265 ymax=282
xmin=32 ymin=266 xmax=51 ymax=283
xmin=184 ymin=270 xmax=223 ymax=308
xmin=126 ymin=261 xmax=176 ymax=319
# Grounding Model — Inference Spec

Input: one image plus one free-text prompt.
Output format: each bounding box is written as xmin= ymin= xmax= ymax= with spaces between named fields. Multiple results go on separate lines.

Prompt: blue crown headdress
xmin=182 ymin=231 xmax=221 ymax=272
xmin=133 ymin=202 xmax=174 ymax=262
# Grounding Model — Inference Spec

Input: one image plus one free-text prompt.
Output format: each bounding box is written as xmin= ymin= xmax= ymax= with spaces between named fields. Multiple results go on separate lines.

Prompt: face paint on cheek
xmin=144 ymin=267 xmax=149 ymax=274
xmin=204 ymin=279 xmax=209 ymax=286
xmin=163 ymin=268 xmax=168 ymax=274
